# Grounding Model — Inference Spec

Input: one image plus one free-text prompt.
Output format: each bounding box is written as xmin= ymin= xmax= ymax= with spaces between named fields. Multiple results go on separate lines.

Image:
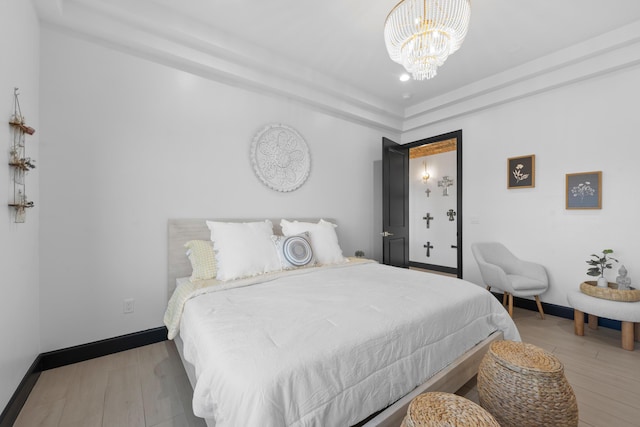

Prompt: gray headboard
xmin=167 ymin=218 xmax=334 ymax=299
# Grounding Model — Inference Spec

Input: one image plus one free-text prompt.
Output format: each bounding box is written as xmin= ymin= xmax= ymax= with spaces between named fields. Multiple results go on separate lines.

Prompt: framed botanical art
xmin=507 ymin=154 xmax=535 ymax=189
xmin=566 ymin=171 xmax=602 ymax=209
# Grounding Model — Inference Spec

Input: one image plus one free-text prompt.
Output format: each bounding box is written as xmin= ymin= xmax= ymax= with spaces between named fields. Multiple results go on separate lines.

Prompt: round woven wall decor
xmin=251 ymin=124 xmax=311 ymax=192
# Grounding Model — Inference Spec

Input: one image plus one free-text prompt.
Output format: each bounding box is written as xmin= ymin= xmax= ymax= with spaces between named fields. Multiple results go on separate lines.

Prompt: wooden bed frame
xmin=167 ymin=218 xmax=503 ymax=427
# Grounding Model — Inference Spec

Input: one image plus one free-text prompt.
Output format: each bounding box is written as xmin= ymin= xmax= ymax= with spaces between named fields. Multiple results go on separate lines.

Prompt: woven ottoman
xmin=477 ymin=340 xmax=578 ymax=427
xmin=400 ymin=392 xmax=499 ymax=427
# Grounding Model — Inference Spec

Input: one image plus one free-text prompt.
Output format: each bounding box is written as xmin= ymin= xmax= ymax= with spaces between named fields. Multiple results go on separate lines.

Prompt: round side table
xmin=568 ymin=288 xmax=640 ymax=351
xmin=477 ymin=340 xmax=578 ymax=427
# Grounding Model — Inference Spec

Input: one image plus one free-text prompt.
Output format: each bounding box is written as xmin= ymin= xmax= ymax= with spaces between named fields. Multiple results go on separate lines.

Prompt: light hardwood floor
xmin=14 ymin=307 xmax=640 ymax=427
xmin=14 ymin=340 xmax=206 ymax=427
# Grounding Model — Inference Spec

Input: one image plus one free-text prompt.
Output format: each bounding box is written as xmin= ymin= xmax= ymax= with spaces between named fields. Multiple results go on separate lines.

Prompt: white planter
xmin=597 ymin=277 xmax=608 ymax=288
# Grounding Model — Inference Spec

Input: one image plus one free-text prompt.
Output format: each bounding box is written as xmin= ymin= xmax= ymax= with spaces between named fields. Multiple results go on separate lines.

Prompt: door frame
xmin=405 ymin=130 xmax=463 ymax=278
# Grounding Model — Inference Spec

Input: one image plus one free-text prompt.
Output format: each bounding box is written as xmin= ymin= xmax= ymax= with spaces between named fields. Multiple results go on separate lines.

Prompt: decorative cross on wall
xmin=424 ymin=242 xmax=434 ymax=257
xmin=447 ymin=209 xmax=457 ymax=221
xmin=425 ymin=187 xmax=431 ymax=197
xmin=422 ymin=213 xmax=434 ymax=228
xmin=438 ymin=175 xmax=454 ymax=196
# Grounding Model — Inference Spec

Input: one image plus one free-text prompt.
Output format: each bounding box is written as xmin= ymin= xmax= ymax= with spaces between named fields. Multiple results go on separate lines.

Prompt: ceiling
xmin=35 ymin=0 xmax=640 ymax=131
xmin=143 ymin=0 xmax=640 ymax=104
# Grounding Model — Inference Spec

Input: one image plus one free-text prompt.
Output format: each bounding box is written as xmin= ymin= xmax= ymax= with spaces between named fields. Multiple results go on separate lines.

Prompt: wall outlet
xmin=123 ymin=298 xmax=135 ymax=314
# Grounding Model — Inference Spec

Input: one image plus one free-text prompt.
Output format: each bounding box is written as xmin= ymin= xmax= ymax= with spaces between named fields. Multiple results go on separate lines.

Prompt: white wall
xmin=39 ymin=28 xmax=397 ymax=351
xmin=0 ymin=0 xmax=40 ymax=411
xmin=403 ymin=64 xmax=640 ymax=308
xmin=4 ymin=5 xmax=633 ymax=390
xmin=409 ymin=153 xmax=457 ymax=268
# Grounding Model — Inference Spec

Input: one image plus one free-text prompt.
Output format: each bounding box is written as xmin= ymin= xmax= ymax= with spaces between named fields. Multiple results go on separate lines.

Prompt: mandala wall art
xmin=251 ymin=124 xmax=311 ymax=192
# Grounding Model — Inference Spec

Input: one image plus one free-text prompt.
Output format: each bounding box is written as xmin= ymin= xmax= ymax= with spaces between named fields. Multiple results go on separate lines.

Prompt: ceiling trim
xmin=401 ymin=20 xmax=640 ymax=140
xmin=34 ymin=1 xmax=640 ymax=140
xmin=35 ymin=0 xmax=404 ymax=134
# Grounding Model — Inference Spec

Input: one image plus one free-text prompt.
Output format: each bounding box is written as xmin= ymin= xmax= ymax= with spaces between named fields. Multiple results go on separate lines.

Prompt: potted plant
xmin=586 ymin=249 xmax=618 ymax=287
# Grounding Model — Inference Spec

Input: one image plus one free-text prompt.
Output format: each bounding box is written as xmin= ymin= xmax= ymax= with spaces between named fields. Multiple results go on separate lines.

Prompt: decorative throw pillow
xmin=272 ymin=232 xmax=315 ymax=269
xmin=206 ymin=220 xmax=282 ymax=281
xmin=184 ymin=240 xmax=217 ymax=282
xmin=280 ymin=219 xmax=346 ymax=265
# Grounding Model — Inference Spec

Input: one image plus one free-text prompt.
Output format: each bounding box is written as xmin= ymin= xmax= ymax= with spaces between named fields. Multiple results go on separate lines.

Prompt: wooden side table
xmin=567 ymin=290 xmax=640 ymax=351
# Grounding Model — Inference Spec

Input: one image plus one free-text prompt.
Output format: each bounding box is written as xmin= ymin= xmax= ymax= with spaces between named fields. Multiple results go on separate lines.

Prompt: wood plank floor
xmin=14 ymin=307 xmax=640 ymax=426
xmin=14 ymin=340 xmax=206 ymax=427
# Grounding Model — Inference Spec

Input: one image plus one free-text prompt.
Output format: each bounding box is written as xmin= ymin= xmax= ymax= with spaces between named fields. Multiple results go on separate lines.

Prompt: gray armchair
xmin=471 ymin=242 xmax=549 ymax=319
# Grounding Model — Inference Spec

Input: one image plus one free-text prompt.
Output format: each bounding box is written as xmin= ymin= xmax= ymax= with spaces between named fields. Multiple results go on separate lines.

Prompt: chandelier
xmin=384 ymin=0 xmax=471 ymax=80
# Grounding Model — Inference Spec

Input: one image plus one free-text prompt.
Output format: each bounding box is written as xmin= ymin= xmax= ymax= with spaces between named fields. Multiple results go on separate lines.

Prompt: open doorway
xmin=409 ymin=137 xmax=458 ymax=275
xmin=382 ymin=130 xmax=462 ymax=277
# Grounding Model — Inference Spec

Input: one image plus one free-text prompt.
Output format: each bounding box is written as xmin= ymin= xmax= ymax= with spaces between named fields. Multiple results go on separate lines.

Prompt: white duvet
xmin=176 ymin=261 xmax=519 ymax=427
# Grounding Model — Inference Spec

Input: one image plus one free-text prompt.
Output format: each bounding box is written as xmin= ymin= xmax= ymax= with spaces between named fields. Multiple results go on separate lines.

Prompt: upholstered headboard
xmin=167 ymin=218 xmax=334 ymax=299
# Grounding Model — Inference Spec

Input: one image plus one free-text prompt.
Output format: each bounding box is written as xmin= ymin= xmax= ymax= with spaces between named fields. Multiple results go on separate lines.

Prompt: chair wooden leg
xmin=534 ymin=295 xmax=545 ymax=320
xmin=502 ymin=292 xmax=508 ymax=307
xmin=508 ymin=293 xmax=514 ymax=317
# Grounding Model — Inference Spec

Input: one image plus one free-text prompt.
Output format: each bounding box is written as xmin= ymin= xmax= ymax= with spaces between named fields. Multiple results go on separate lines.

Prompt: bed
xmin=165 ymin=218 xmax=519 ymax=427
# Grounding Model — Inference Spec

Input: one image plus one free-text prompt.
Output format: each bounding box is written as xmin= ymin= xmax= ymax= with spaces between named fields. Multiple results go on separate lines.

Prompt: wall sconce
xmin=422 ymin=160 xmax=432 ymax=197
xmin=421 ymin=160 xmax=430 ymax=183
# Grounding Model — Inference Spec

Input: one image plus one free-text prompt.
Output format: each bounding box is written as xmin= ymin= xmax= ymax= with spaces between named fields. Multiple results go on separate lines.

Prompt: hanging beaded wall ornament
xmin=8 ymin=88 xmax=36 ymax=223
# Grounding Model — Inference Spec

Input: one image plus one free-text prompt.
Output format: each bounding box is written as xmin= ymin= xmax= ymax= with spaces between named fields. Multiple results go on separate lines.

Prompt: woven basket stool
xmin=400 ymin=392 xmax=500 ymax=427
xmin=477 ymin=340 xmax=578 ymax=427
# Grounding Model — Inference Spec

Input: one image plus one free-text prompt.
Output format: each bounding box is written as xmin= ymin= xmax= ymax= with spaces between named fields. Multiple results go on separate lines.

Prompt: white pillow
xmin=206 ymin=220 xmax=281 ymax=281
xmin=280 ymin=219 xmax=346 ymax=265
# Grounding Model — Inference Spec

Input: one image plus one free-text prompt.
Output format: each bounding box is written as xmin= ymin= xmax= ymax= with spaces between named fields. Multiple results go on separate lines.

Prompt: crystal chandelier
xmin=384 ymin=0 xmax=471 ymax=80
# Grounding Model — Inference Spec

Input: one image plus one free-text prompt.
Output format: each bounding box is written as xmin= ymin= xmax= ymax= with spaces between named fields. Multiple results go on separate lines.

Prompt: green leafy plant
xmin=586 ymin=249 xmax=618 ymax=278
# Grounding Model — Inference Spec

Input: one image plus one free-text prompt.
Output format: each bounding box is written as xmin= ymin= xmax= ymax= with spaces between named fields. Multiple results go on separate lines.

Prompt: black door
xmin=382 ymin=137 xmax=409 ymax=267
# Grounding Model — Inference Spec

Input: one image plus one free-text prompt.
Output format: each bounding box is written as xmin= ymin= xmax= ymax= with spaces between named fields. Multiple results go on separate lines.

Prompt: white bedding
xmin=175 ymin=261 xmax=519 ymax=427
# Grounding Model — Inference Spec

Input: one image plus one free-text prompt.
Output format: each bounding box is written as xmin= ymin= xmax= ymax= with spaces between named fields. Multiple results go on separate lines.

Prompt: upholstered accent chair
xmin=471 ymin=242 xmax=549 ymax=319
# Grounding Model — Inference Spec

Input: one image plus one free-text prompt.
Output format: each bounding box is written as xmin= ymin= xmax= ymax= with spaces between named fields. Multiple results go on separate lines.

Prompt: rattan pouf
xmin=400 ymin=392 xmax=500 ymax=427
xmin=477 ymin=340 xmax=578 ymax=427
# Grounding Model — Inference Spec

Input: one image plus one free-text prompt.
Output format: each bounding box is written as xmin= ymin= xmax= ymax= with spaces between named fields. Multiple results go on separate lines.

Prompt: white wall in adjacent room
xmin=403 ymin=65 xmax=640 ymax=309
xmin=39 ymin=28 xmax=396 ymax=351
xmin=0 ymin=0 xmax=40 ymax=411
xmin=409 ymin=152 xmax=457 ymax=268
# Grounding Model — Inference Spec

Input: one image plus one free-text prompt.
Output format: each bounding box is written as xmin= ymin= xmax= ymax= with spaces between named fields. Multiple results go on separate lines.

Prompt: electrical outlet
xmin=123 ymin=298 xmax=135 ymax=314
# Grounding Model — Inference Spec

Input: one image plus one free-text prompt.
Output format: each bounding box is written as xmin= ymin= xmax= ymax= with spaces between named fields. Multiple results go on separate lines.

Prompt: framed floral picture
xmin=566 ymin=171 xmax=602 ymax=209
xmin=507 ymin=154 xmax=535 ymax=189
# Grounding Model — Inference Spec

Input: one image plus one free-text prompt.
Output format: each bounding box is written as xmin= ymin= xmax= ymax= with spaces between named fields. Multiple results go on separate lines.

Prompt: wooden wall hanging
xmin=8 ymin=88 xmax=36 ymax=223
